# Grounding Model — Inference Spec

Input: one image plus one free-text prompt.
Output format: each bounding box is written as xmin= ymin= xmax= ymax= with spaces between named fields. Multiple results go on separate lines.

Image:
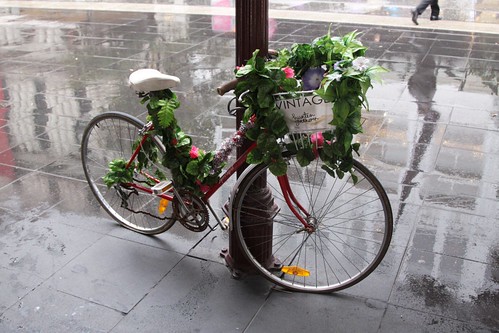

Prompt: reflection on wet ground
xmin=0 ymin=2 xmax=498 ymax=332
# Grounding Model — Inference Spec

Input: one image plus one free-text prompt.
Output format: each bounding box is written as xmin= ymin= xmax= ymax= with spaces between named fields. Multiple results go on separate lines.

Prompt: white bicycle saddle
xmin=128 ymin=69 xmax=180 ymax=92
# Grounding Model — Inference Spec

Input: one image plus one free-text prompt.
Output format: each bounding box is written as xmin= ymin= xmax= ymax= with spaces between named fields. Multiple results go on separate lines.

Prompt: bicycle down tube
xmin=121 ymin=123 xmax=315 ymax=230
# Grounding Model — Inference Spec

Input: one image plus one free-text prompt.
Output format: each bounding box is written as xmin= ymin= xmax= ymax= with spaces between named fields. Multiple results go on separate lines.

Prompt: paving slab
xmin=0 ymin=1 xmax=497 ymax=332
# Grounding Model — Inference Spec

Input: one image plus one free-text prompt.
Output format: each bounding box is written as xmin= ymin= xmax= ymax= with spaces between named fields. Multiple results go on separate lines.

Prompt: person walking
xmin=411 ymin=0 xmax=441 ymax=25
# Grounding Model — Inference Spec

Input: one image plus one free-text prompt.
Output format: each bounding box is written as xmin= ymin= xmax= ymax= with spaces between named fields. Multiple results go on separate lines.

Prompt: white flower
xmin=352 ymin=57 xmax=370 ymax=71
xmin=329 ymin=72 xmax=342 ymax=82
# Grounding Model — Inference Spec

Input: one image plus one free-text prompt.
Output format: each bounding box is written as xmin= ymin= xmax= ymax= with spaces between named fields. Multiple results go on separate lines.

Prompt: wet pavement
xmin=0 ymin=1 xmax=498 ymax=332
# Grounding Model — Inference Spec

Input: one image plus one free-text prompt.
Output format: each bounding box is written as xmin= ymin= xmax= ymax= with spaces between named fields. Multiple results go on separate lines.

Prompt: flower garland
xmin=140 ymin=89 xmax=253 ymax=194
xmin=103 ymin=30 xmax=387 ymax=191
xmin=234 ymin=30 xmax=387 ymax=179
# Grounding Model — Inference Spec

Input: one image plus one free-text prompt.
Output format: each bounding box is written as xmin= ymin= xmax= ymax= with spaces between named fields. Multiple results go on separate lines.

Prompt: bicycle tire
xmin=232 ymin=156 xmax=393 ymax=293
xmin=81 ymin=111 xmax=176 ymax=234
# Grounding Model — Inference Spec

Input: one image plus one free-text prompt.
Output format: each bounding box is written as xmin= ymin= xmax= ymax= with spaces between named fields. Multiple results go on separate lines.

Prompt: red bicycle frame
xmin=122 ymin=125 xmax=313 ymax=230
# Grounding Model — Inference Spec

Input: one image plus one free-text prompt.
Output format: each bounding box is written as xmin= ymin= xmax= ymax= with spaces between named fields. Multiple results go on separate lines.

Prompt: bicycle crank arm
xmin=206 ymin=202 xmax=228 ymax=231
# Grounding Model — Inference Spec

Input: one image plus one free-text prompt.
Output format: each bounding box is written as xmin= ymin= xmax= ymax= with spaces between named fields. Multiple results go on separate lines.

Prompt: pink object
xmin=196 ymin=180 xmax=210 ymax=193
xmin=282 ymin=67 xmax=295 ymax=79
xmin=311 ymin=132 xmax=324 ymax=146
xmin=190 ymin=146 xmax=200 ymax=159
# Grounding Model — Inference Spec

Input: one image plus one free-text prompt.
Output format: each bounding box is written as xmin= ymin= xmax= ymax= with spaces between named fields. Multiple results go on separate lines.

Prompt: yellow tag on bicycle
xmin=281 ymin=266 xmax=310 ymax=277
xmin=158 ymin=198 xmax=170 ymax=214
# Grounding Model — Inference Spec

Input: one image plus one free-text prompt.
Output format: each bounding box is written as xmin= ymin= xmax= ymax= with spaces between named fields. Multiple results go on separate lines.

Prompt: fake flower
xmin=196 ymin=180 xmax=210 ymax=193
xmin=302 ymin=67 xmax=326 ymax=90
xmin=235 ymin=30 xmax=387 ymax=178
xmin=310 ymin=132 xmax=324 ymax=146
xmin=327 ymin=72 xmax=342 ymax=82
xmin=104 ymin=30 xmax=387 ymax=193
xmin=189 ymin=146 xmax=200 ymax=159
xmin=282 ymin=66 xmax=295 ymax=78
xmin=352 ymin=56 xmax=370 ymax=71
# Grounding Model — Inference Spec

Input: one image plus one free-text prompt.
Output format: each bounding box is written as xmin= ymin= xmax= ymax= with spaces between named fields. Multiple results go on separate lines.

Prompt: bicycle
xmin=81 ymin=68 xmax=393 ymax=293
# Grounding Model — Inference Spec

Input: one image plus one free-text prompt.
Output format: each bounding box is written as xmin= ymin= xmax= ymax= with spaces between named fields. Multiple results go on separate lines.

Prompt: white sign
xmin=275 ymin=91 xmax=334 ymax=133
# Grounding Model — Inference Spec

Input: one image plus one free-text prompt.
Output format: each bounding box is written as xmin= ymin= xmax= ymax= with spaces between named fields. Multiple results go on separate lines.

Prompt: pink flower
xmin=189 ymin=146 xmax=200 ymax=159
xmin=311 ymin=132 xmax=324 ymax=158
xmin=282 ymin=67 xmax=295 ymax=79
xmin=310 ymin=132 xmax=324 ymax=146
xmin=196 ymin=180 xmax=210 ymax=193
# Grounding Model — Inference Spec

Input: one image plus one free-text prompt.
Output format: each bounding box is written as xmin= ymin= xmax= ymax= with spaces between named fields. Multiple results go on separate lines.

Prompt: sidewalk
xmin=0 ymin=0 xmax=498 ymax=34
xmin=0 ymin=1 xmax=498 ymax=332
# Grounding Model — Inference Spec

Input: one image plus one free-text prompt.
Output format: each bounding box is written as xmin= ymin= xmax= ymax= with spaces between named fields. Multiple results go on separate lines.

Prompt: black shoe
xmin=411 ymin=10 xmax=419 ymax=25
xmin=430 ymin=16 xmax=442 ymax=21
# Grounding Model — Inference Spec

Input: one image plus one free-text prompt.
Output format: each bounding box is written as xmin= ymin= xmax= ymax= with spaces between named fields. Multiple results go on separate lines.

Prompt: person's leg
xmin=412 ymin=0 xmax=431 ymax=25
xmin=430 ymin=0 xmax=440 ymax=19
xmin=415 ymin=0 xmax=432 ymax=15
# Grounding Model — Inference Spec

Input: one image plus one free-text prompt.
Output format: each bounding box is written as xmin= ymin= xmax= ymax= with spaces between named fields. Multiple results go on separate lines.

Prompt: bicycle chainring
xmin=172 ymin=189 xmax=209 ymax=232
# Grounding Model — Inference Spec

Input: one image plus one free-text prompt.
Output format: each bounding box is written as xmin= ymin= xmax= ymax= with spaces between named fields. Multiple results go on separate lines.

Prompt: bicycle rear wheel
xmin=81 ymin=111 xmax=176 ymax=234
xmin=232 ymin=156 xmax=393 ymax=293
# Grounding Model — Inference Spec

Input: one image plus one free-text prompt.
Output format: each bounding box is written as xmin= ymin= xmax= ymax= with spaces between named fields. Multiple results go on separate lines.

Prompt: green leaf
xmin=257 ymin=132 xmax=276 ymax=148
xmin=257 ymin=79 xmax=275 ymax=102
xmin=285 ymin=142 xmax=298 ymax=154
xmin=186 ymin=160 xmax=199 ymax=175
xmin=157 ymin=99 xmax=178 ymax=127
xmin=266 ymin=110 xmax=288 ymax=138
xmin=176 ymin=135 xmax=192 ymax=148
xmin=315 ymin=84 xmax=336 ymax=102
xmin=321 ymin=164 xmax=336 ymax=178
xmin=268 ymin=142 xmax=282 ymax=157
xmin=102 ymin=158 xmax=134 ymax=188
xmin=281 ymin=78 xmax=299 ymax=91
xmin=332 ymin=99 xmax=349 ymax=126
xmin=322 ymin=141 xmax=334 ymax=158
xmin=245 ymin=126 xmax=260 ymax=141
xmin=257 ymin=93 xmax=274 ymax=108
xmin=255 ymin=55 xmax=266 ymax=72
xmin=268 ymin=158 xmax=287 ymax=176
xmin=343 ymin=130 xmax=353 ymax=152
xmin=247 ymin=148 xmax=264 ymax=164
xmin=352 ymin=142 xmax=361 ymax=154
xmin=351 ymin=173 xmax=358 ymax=184
xmin=236 ymin=64 xmax=254 ymax=77
xmin=296 ymin=148 xmax=314 ymax=167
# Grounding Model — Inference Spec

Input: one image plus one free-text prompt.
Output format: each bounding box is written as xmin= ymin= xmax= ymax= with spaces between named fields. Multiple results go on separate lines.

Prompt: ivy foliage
xmin=235 ymin=30 xmax=387 ymax=179
xmin=141 ymin=90 xmax=220 ymax=193
xmin=102 ymin=30 xmax=387 ymax=191
xmin=102 ymin=89 xmax=221 ymax=194
xmin=234 ymin=50 xmax=301 ymax=176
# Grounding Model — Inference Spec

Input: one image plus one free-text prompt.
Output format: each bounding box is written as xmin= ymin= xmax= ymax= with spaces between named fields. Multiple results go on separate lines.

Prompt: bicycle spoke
xmin=233 ymin=156 xmax=392 ymax=293
xmin=81 ymin=112 xmax=176 ymax=235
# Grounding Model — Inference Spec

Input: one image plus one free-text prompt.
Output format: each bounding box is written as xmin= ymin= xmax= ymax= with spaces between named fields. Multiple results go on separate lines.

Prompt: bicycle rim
xmin=81 ymin=111 xmax=176 ymax=234
xmin=233 ymin=157 xmax=393 ymax=293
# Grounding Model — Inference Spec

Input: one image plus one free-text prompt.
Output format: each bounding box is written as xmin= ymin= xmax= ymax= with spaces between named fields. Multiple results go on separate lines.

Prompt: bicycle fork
xmin=277 ymin=175 xmax=315 ymax=232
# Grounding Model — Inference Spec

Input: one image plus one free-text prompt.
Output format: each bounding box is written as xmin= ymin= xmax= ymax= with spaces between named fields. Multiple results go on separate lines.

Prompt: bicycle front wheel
xmin=232 ymin=157 xmax=393 ymax=293
xmin=81 ymin=111 xmax=176 ymax=234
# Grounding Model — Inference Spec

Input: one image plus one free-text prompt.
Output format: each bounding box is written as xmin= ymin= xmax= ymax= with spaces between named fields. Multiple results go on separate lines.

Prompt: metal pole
xmin=222 ymin=0 xmax=274 ymax=276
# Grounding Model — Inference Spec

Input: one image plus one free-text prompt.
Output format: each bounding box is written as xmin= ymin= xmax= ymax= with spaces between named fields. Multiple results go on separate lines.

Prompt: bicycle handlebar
xmin=217 ymin=50 xmax=278 ymax=96
xmin=217 ymin=79 xmax=238 ymax=96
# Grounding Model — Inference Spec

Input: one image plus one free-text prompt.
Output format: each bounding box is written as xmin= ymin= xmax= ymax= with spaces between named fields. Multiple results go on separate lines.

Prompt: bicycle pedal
xmin=151 ymin=180 xmax=173 ymax=195
xmin=221 ymin=217 xmax=229 ymax=230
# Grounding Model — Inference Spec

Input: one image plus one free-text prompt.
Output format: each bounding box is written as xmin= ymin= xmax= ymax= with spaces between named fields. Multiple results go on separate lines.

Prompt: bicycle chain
xmin=115 ymin=184 xmax=172 ymax=221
